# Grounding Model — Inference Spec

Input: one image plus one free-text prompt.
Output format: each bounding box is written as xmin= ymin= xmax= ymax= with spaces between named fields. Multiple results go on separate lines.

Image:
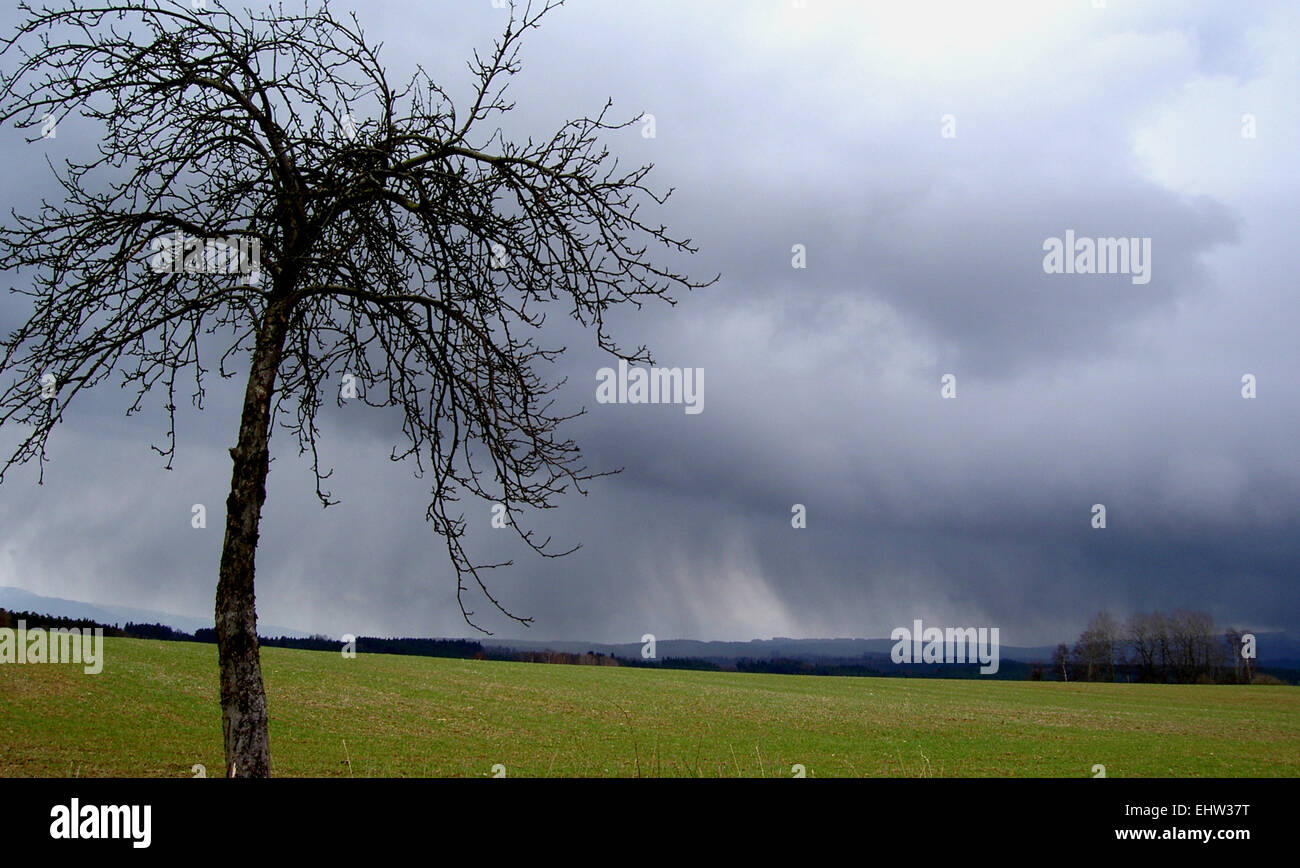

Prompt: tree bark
xmin=216 ymin=300 xmax=291 ymax=778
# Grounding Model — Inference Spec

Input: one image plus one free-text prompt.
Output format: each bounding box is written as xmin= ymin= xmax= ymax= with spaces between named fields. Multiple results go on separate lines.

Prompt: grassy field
xmin=1 ymin=636 xmax=1297 ymax=777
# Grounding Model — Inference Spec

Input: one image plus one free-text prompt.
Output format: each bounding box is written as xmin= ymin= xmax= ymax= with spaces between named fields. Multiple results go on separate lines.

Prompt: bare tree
xmin=1073 ymin=611 xmax=1119 ymax=682
xmin=1150 ymin=610 xmax=1172 ymax=682
xmin=1223 ymin=627 xmax=1257 ymax=684
xmin=1126 ymin=611 xmax=1160 ymax=683
xmin=1167 ymin=609 xmax=1217 ymax=683
xmin=1052 ymin=643 xmax=1070 ymax=682
xmin=0 ymin=0 xmax=713 ymax=776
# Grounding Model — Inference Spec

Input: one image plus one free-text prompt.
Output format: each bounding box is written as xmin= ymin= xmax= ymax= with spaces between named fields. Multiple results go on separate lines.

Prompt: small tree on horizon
xmin=0 ymin=0 xmax=713 ymax=776
xmin=1052 ymin=642 xmax=1070 ymax=682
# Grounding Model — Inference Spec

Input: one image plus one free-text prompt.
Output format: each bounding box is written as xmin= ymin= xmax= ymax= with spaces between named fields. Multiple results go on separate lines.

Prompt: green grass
xmin=1 ymin=636 xmax=1297 ymax=777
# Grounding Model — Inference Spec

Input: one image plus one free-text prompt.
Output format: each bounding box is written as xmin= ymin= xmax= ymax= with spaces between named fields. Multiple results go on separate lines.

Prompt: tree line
xmin=3 ymin=607 xmax=1289 ymax=684
xmin=1051 ymin=610 xmax=1271 ymax=684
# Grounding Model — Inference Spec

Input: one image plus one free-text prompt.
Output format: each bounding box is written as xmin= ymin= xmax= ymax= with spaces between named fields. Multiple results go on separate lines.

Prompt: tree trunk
xmin=216 ymin=300 xmax=291 ymax=778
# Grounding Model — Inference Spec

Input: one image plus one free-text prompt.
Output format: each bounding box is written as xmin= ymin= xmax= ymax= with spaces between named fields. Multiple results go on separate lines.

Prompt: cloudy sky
xmin=1 ymin=0 xmax=1296 ymax=646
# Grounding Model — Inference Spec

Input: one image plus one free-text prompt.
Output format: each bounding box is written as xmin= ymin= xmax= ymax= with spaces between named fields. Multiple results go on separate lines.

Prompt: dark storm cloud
xmin=1 ymin=0 xmax=1296 ymax=646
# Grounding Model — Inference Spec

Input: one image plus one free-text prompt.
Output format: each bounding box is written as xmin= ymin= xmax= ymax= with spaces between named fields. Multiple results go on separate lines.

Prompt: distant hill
xmin=0 ymin=586 xmax=311 ymax=639
xmin=484 ymin=636 xmax=1059 ymax=664
xmin=5 ymin=584 xmax=1298 ymax=669
xmin=483 ymin=633 xmax=1300 ymax=669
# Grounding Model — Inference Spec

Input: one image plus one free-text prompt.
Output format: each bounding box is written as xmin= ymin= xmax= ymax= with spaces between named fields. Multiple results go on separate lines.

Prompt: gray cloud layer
xmin=1 ymin=0 xmax=1296 ymax=645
